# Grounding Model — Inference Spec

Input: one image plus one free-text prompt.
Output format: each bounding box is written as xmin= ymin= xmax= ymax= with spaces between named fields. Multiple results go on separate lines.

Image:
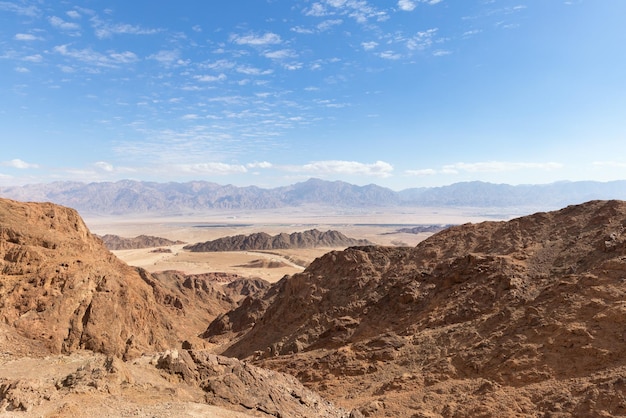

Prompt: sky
xmin=1 ymin=0 xmax=625 ymax=190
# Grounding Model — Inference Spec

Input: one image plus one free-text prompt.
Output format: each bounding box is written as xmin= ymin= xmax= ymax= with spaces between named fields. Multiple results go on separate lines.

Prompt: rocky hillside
xmin=98 ymin=234 xmax=185 ymax=250
xmin=0 ymin=197 xmax=355 ymax=416
xmin=205 ymin=200 xmax=626 ymax=416
xmin=0 ymin=198 xmax=267 ymax=359
xmin=184 ymin=229 xmax=372 ymax=252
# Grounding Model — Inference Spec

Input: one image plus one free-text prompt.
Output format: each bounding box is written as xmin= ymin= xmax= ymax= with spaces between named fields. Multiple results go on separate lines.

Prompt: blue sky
xmin=1 ymin=0 xmax=625 ymax=190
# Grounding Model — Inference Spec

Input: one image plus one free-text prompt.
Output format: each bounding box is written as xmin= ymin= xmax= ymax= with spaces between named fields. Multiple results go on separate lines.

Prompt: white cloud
xmin=264 ymin=49 xmax=297 ymax=60
xmin=49 ymin=16 xmax=81 ymax=31
xmin=54 ymin=44 xmax=139 ymax=68
xmin=444 ymin=161 xmax=563 ymax=173
xmin=23 ymin=54 xmax=43 ymax=62
xmin=14 ymin=66 xmax=29 ymax=73
xmin=433 ymin=49 xmax=452 ymax=56
xmin=291 ymin=26 xmax=315 ymax=35
xmin=247 ymin=161 xmax=273 ymax=169
xmin=178 ymin=163 xmax=248 ymax=175
xmin=0 ymin=2 xmax=40 ymax=17
xmin=236 ymin=66 xmax=273 ymax=76
xmin=463 ymin=29 xmax=482 ymax=37
xmin=305 ymin=3 xmax=328 ymax=17
xmin=66 ymin=10 xmax=81 ymax=19
xmin=307 ymin=0 xmax=388 ymax=24
xmin=407 ymin=28 xmax=438 ymax=50
xmin=284 ymin=62 xmax=303 ymax=70
xmin=94 ymin=161 xmax=114 ymax=172
xmin=398 ymin=0 xmax=416 ymax=12
xmin=406 ymin=161 xmax=564 ymax=177
xmin=379 ymin=51 xmax=402 ymax=60
xmin=317 ymin=19 xmax=343 ymax=31
xmin=2 ymin=159 xmax=39 ymax=169
xmin=362 ymin=41 xmax=378 ymax=50
xmin=405 ymin=168 xmax=437 ymax=176
xmin=149 ymin=50 xmax=180 ymax=65
xmin=592 ymin=161 xmax=626 ymax=168
xmin=290 ymin=160 xmax=394 ymax=177
xmin=195 ymin=73 xmax=227 ymax=82
xmin=14 ymin=33 xmax=41 ymax=41
xmin=230 ymin=32 xmax=282 ymax=46
xmin=202 ymin=59 xmax=236 ymax=71
xmin=92 ymin=19 xmax=161 ymax=39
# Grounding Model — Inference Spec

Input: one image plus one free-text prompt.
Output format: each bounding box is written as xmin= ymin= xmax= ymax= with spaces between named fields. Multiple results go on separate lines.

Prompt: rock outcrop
xmin=0 ymin=198 xmax=267 ymax=360
xmin=0 ymin=198 xmax=181 ymax=359
xmin=205 ymin=200 xmax=626 ymax=416
xmin=98 ymin=234 xmax=185 ymax=250
xmin=184 ymin=229 xmax=372 ymax=252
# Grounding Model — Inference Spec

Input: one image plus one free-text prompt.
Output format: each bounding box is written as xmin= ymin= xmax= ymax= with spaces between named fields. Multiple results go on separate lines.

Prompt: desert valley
xmin=2 ymin=180 xmax=626 ymax=417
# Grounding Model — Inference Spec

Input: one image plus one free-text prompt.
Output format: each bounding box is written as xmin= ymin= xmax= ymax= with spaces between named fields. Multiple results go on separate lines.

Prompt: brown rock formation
xmin=184 ymin=229 xmax=372 ymax=252
xmin=0 ymin=198 xmax=182 ymax=359
xmin=205 ymin=200 xmax=626 ymax=416
xmin=98 ymin=234 xmax=185 ymax=250
xmin=0 ymin=198 xmax=266 ymax=360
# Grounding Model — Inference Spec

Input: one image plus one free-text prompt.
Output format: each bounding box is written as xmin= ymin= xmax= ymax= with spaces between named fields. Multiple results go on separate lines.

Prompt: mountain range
xmin=2 ymin=178 xmax=626 ymax=215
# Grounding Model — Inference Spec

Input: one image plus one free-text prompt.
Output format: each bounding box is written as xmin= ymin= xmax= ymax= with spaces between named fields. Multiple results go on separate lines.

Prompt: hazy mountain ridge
xmin=3 ymin=178 xmax=625 ymax=215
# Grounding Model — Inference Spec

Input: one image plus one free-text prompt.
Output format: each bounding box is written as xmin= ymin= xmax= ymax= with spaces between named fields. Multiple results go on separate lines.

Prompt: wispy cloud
xmin=1 ymin=159 xmax=40 ymax=169
xmin=406 ymin=29 xmax=438 ymax=50
xmin=230 ymin=32 xmax=282 ymax=46
xmin=176 ymin=162 xmax=248 ymax=175
xmin=94 ymin=161 xmax=114 ymax=172
xmin=305 ymin=0 xmax=388 ymax=24
xmin=23 ymin=54 xmax=43 ymax=62
xmin=398 ymin=0 xmax=417 ymax=12
xmin=54 ymin=44 xmax=139 ymax=68
xmin=264 ymin=49 xmax=297 ymax=60
xmin=148 ymin=50 xmax=188 ymax=67
xmin=49 ymin=16 xmax=81 ymax=32
xmin=14 ymin=33 xmax=42 ymax=41
xmin=248 ymin=161 xmax=273 ymax=169
xmin=91 ymin=18 xmax=161 ymax=39
xmin=195 ymin=73 xmax=227 ymax=82
xmin=287 ymin=160 xmax=394 ymax=177
xmin=362 ymin=41 xmax=378 ymax=50
xmin=407 ymin=161 xmax=564 ymax=176
xmin=0 ymin=1 xmax=40 ymax=17
xmin=592 ymin=161 xmax=626 ymax=168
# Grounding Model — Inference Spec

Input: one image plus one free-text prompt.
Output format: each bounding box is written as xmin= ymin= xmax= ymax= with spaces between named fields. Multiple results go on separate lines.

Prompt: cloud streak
xmin=406 ymin=161 xmax=564 ymax=176
xmin=1 ymin=159 xmax=40 ymax=169
xmin=286 ymin=160 xmax=394 ymax=177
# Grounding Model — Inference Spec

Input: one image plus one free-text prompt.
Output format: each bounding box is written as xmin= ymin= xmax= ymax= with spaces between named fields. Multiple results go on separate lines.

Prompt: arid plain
xmin=85 ymin=206 xmax=513 ymax=281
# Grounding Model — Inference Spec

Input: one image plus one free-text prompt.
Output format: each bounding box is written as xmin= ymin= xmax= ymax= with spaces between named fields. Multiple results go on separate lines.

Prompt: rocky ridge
xmin=184 ymin=229 xmax=372 ymax=252
xmin=98 ymin=234 xmax=185 ymax=250
xmin=205 ymin=200 xmax=626 ymax=416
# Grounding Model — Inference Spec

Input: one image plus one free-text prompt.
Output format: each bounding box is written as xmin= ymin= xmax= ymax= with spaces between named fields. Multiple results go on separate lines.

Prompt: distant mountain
xmin=1 ymin=178 xmax=626 ymax=215
xmin=184 ymin=229 xmax=372 ymax=252
xmin=98 ymin=234 xmax=185 ymax=250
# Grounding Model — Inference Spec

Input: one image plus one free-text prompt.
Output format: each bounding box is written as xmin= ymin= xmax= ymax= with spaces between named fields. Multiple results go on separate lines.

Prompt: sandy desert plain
xmin=85 ymin=205 xmax=524 ymax=282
